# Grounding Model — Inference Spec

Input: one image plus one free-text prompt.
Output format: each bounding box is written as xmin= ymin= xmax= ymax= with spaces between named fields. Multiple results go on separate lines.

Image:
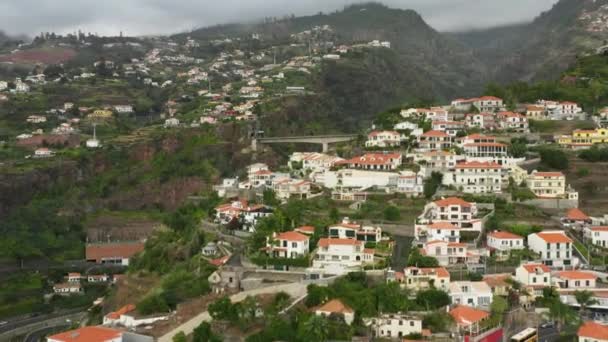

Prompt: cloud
xmin=0 ymin=0 xmax=559 ymax=37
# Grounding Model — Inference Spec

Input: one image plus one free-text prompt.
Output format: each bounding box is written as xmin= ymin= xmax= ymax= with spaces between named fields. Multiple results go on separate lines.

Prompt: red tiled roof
xmin=405 ymin=266 xmax=450 ymax=278
xmin=455 ymin=161 xmax=501 ymax=169
xmin=210 ymin=255 xmax=230 ymax=266
xmin=450 ymin=305 xmax=490 ymax=325
xmin=315 ymin=299 xmax=354 ymax=314
xmin=522 ymin=263 xmax=550 ymax=273
xmin=535 ymin=232 xmax=572 ymax=243
xmin=556 ymin=271 xmax=597 ymax=280
xmin=421 ymin=130 xmax=449 ymax=138
xmin=275 ymin=231 xmax=309 ymax=242
xmin=433 ymin=197 xmax=472 ymax=208
xmin=295 ymin=225 xmax=316 ymax=234
xmin=339 ymin=153 xmax=401 ymax=166
xmin=565 ymin=208 xmax=590 ymax=221
xmin=47 ymin=326 xmax=122 ymax=342
xmin=591 ymin=226 xmax=608 ymax=232
xmin=318 ymin=238 xmax=362 ymax=247
xmin=578 ymin=321 xmax=608 ymax=340
xmin=428 ymin=222 xmax=459 ymax=230
xmin=105 ymin=304 xmax=136 ymax=320
xmin=85 ymin=242 xmax=144 ymax=262
xmin=488 ymin=231 xmax=522 ymax=240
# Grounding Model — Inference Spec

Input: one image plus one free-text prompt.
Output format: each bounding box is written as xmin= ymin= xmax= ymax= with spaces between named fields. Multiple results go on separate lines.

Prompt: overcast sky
xmin=0 ymin=0 xmax=559 ymax=37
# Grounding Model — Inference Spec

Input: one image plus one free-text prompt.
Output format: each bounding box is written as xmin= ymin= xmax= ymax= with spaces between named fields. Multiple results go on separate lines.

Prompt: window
xmin=533 ymin=277 xmax=537 ymax=283
xmin=410 ymin=321 xmax=415 ymax=327
xmin=292 ymin=242 xmax=297 ymax=248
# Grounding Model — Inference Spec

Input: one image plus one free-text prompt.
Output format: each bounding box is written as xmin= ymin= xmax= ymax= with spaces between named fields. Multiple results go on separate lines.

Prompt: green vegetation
xmin=423 ymin=172 xmax=443 ymax=199
xmin=407 ymin=248 xmax=439 ymax=267
xmin=538 ymin=148 xmax=569 ymax=170
xmin=579 ymin=145 xmax=608 ymax=162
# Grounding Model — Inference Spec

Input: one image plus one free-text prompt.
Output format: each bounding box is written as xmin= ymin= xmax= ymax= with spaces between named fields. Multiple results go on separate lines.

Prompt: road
xmin=157 ymin=282 xmax=307 ymax=342
xmin=538 ymin=325 xmax=559 ymax=342
xmin=0 ymin=309 xmax=82 ymax=334
xmin=391 ymin=235 xmax=414 ymax=271
xmin=24 ymin=324 xmax=69 ymax=342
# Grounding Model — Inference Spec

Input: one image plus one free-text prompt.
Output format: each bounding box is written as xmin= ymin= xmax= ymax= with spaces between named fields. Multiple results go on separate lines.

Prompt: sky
xmin=0 ymin=0 xmax=560 ymax=37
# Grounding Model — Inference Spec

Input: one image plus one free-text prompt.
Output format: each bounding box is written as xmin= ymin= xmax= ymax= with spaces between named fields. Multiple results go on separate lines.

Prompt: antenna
xmin=93 ymin=123 xmax=97 ymax=140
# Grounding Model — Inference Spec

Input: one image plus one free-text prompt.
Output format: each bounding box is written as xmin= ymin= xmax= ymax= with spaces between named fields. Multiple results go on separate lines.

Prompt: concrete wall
xmin=521 ymin=198 xmax=578 ymax=210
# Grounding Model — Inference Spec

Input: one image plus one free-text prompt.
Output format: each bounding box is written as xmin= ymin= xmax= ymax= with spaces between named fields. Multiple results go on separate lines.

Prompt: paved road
xmin=157 ymin=282 xmax=307 ymax=342
xmin=0 ymin=309 xmax=83 ymax=334
xmin=24 ymin=324 xmax=69 ymax=342
xmin=391 ymin=235 xmax=414 ymax=271
xmin=538 ymin=325 xmax=559 ymax=342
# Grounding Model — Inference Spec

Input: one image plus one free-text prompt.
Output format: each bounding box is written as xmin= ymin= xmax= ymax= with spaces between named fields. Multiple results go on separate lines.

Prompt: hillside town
xmin=2 ymin=2 xmax=608 ymax=342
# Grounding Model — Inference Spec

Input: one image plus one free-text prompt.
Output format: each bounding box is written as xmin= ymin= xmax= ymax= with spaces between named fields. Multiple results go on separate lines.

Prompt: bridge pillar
xmin=322 ymin=142 xmax=329 ymax=153
xmin=252 ymin=139 xmax=257 ymax=152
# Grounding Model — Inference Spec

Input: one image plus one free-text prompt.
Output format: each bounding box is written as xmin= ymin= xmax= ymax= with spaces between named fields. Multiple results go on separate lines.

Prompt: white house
xmin=313 ymin=238 xmax=374 ymax=274
xmin=417 ymin=130 xmax=452 ymax=152
xmin=458 ymin=134 xmax=508 ymax=159
xmin=401 ymin=266 xmax=450 ymax=291
xmin=289 ymin=152 xmax=344 ymax=173
xmin=528 ymin=231 xmax=575 ymax=268
xmin=394 ymin=121 xmax=423 ymax=137
xmin=451 ymin=96 xmax=503 ymax=112
xmin=585 ymin=226 xmax=608 ymax=248
xmin=317 ymin=169 xmax=397 ymax=189
xmin=114 ymin=105 xmax=134 ymax=113
xmin=274 ymin=179 xmax=313 ymax=200
xmin=315 ymin=299 xmax=355 ymax=325
xmin=465 ymin=113 xmax=497 ymax=130
xmin=366 ymin=130 xmax=402 ymax=148
xmin=554 ymin=271 xmax=597 ymax=289
xmin=26 ymin=115 xmax=47 ymax=123
xmin=87 ymin=274 xmax=109 ymax=283
xmin=487 ymin=231 xmax=524 ymax=260
xmin=448 ymin=281 xmax=493 ymax=308
xmin=337 ymin=153 xmax=402 ymax=171
xmin=578 ymin=321 xmax=608 ymax=342
xmin=396 ymin=171 xmax=424 ymax=195
xmin=421 ymin=240 xmax=467 ymax=266
xmin=214 ymin=199 xmax=273 ymax=232
xmin=164 ymin=118 xmax=180 ymax=128
xmin=264 ymin=230 xmax=310 ymax=258
xmin=417 ymin=197 xmax=482 ymax=231
xmin=415 ymin=221 xmax=461 ymax=243
xmin=67 ymin=273 xmax=81 ymax=283
xmin=34 ymin=148 xmax=55 ymax=158
xmin=414 ymin=151 xmax=465 ymax=176
xmin=53 ymin=283 xmax=83 ymax=295
xmin=450 ymin=161 xmax=502 ymax=194
xmin=367 ymin=314 xmax=422 ymax=339
xmin=328 ymin=218 xmax=382 ymax=243
xmin=431 ymin=121 xmax=466 ymax=136
xmin=515 ymin=263 xmax=552 ymax=295
xmin=497 ymin=111 xmax=529 ymax=132
xmin=527 ymin=171 xmax=567 ymax=198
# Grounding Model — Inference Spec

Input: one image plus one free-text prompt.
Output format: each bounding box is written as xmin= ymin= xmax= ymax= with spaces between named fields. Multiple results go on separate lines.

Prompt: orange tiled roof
xmin=522 ymin=263 xmax=550 ymax=273
xmin=421 ymin=130 xmax=449 ymax=138
xmin=105 ymin=304 xmax=136 ymax=320
xmin=557 ymin=271 xmax=597 ymax=280
xmin=536 ymin=232 xmax=572 ymax=243
xmin=428 ymin=222 xmax=459 ymax=230
xmin=318 ymin=238 xmax=362 ymax=247
xmin=455 ymin=161 xmax=501 ymax=169
xmin=488 ymin=231 xmax=522 ymax=240
xmin=295 ymin=225 xmax=315 ymax=234
xmin=85 ymin=242 xmax=144 ymax=262
xmin=578 ymin=321 xmax=608 ymax=340
xmin=275 ymin=231 xmax=309 ymax=242
xmin=47 ymin=326 xmax=122 ymax=342
xmin=405 ymin=266 xmax=450 ymax=278
xmin=449 ymin=305 xmax=490 ymax=325
xmin=565 ymin=208 xmax=590 ymax=221
xmin=531 ymin=171 xmax=564 ymax=178
xmin=433 ymin=197 xmax=472 ymax=208
xmin=591 ymin=226 xmax=608 ymax=232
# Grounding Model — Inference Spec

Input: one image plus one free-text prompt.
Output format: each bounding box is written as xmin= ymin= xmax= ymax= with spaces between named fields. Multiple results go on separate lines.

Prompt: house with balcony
xmin=263 ymin=230 xmax=310 ymax=259
xmin=366 ymin=314 xmax=423 ymax=339
xmin=415 ymin=221 xmax=461 ymax=243
xmin=451 ymin=96 xmax=504 ymax=112
xmin=431 ymin=121 xmax=466 ymax=137
xmin=558 ymin=128 xmax=608 ymax=150
xmin=312 ymin=238 xmax=374 ymax=275
xmin=365 ymin=130 xmax=402 ymax=148
xmin=465 ymin=113 xmax=497 ymax=130
xmin=486 ymin=231 xmax=524 ymax=260
xmin=497 ymin=111 xmax=529 ymax=132
xmin=417 ymin=130 xmax=452 ymax=152
xmin=515 ymin=263 xmax=552 ymax=297
xmin=449 ymin=161 xmax=503 ymax=194
xmin=554 ymin=271 xmax=597 ymax=289
xmin=526 ymin=105 xmax=546 ymax=120
xmin=449 ymin=305 xmax=490 ymax=337
xmin=401 ymin=266 xmax=450 ymax=291
xmin=414 ymin=151 xmax=466 ymax=177
xmin=328 ymin=218 xmax=382 ymax=243
xmin=214 ymin=199 xmax=273 ymax=232
xmin=336 ymin=153 xmax=402 ymax=171
xmin=416 ymin=197 xmax=483 ymax=232
xmin=528 ymin=231 xmax=576 ymax=268
xmin=314 ymin=299 xmax=355 ymax=325
xmin=449 ymin=281 xmax=493 ymax=308
xmin=421 ymin=240 xmax=468 ymax=266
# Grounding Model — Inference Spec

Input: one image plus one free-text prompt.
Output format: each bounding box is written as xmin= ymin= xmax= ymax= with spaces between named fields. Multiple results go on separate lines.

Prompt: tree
xmin=423 ymin=172 xmax=443 ymax=199
xmin=329 ymin=207 xmax=340 ymax=223
xmin=415 ymin=289 xmax=450 ymax=310
xmin=299 ymin=314 xmax=329 ymax=342
xmin=172 ymin=332 xmax=187 ymax=342
xmin=539 ymin=148 xmax=569 ymax=170
xmin=263 ymin=189 xmax=279 ymax=206
xmin=375 ymin=282 xmax=411 ymax=313
xmin=383 ymin=205 xmax=400 ymax=221
xmin=407 ymin=247 xmax=439 ymax=267
xmin=192 ymin=321 xmax=221 ymax=342
xmin=574 ymin=290 xmax=598 ymax=318
xmin=208 ymin=296 xmax=239 ymax=322
xmin=305 ymin=284 xmax=330 ymax=307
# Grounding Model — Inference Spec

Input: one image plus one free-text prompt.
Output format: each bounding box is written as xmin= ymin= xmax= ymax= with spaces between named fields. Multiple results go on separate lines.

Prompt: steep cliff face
xmin=0 ymin=162 xmax=80 ymax=218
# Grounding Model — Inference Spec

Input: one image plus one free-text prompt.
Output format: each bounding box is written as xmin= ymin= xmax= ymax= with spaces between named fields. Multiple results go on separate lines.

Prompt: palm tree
xmin=302 ymin=314 xmax=329 ymax=342
xmin=574 ymin=290 xmax=599 ymax=318
xmin=546 ymin=299 xmax=576 ymax=331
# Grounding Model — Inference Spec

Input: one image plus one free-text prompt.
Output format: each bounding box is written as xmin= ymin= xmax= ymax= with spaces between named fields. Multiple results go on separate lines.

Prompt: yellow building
xmin=558 ymin=128 xmax=608 ymax=149
xmin=88 ymin=109 xmax=113 ymax=119
xmin=527 ymin=171 xmax=565 ymax=198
